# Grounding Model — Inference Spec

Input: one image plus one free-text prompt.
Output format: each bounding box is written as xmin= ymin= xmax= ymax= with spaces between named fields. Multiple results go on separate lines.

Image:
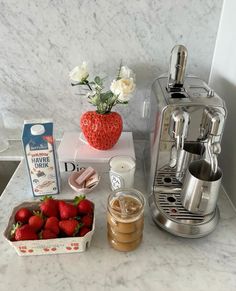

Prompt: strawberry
xmin=14 ymin=224 xmax=38 ymax=241
xmin=40 ymin=196 xmax=59 ymax=217
xmin=74 ymin=196 xmax=94 ymax=215
xmin=81 ymin=214 xmax=93 ymax=228
xmin=59 ymin=219 xmax=80 ymax=236
xmin=28 ymin=211 xmax=44 ymax=232
xmin=80 ymin=111 xmax=122 ymax=150
xmin=44 ymin=217 xmax=59 ymax=235
xmin=58 ymin=201 xmax=78 ymax=220
xmin=41 ymin=229 xmax=58 ymax=239
xmin=15 ymin=208 xmax=32 ymax=224
xmin=78 ymin=226 xmax=90 ymax=237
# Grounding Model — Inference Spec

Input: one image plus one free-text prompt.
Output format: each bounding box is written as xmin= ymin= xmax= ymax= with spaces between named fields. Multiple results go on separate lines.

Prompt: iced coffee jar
xmin=107 ymin=188 xmax=145 ymax=252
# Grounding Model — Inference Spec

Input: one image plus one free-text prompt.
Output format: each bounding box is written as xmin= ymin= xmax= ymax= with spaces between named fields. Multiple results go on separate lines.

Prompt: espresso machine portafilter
xmin=146 ymin=45 xmax=227 ymax=238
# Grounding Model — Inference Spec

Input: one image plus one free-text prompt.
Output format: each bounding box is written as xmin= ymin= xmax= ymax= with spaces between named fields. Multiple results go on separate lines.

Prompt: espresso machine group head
xmin=146 ymin=45 xmax=227 ymax=238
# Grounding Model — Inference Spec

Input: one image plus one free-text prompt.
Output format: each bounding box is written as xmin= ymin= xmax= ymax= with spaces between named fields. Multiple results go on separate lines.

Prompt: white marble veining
xmin=0 ymin=141 xmax=236 ymax=291
xmin=0 ymin=0 xmax=223 ymax=139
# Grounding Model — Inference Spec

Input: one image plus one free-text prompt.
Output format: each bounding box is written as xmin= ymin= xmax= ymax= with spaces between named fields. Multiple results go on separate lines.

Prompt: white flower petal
xmin=119 ymin=66 xmax=135 ymax=79
xmin=69 ymin=62 xmax=89 ymax=82
xmin=110 ymin=78 xmax=135 ymax=102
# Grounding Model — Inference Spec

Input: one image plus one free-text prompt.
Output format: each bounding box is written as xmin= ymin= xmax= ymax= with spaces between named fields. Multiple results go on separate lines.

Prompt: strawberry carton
xmin=4 ymin=198 xmax=95 ymax=256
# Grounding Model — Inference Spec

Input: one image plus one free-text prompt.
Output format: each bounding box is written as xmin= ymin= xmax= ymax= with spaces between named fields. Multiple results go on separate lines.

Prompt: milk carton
xmin=22 ymin=119 xmax=60 ymax=196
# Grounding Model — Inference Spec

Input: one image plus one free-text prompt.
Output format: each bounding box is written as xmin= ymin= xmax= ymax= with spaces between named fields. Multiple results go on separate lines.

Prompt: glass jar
xmin=107 ymin=188 xmax=145 ymax=252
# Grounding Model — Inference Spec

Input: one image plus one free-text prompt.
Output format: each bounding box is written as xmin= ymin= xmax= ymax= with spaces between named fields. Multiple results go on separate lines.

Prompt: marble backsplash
xmin=0 ymin=0 xmax=223 ymax=139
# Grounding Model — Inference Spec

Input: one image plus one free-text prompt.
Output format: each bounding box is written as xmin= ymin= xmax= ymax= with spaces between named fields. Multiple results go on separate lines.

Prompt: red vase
xmin=80 ymin=111 xmax=123 ymax=150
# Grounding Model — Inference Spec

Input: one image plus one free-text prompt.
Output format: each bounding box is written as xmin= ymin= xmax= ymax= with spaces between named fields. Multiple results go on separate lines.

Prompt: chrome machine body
xmin=146 ymin=45 xmax=227 ymax=238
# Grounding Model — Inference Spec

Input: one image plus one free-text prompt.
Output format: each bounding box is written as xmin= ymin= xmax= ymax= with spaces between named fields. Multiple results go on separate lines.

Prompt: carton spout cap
xmin=30 ymin=124 xmax=45 ymax=135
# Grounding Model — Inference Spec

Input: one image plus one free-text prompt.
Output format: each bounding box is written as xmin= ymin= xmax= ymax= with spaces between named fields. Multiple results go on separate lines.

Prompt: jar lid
xmin=108 ymin=188 xmax=145 ymax=222
xmin=31 ymin=124 xmax=45 ymax=136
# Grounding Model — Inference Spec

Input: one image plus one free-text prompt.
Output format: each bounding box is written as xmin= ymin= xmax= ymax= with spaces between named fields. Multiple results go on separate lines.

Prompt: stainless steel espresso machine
xmin=145 ymin=45 xmax=227 ymax=238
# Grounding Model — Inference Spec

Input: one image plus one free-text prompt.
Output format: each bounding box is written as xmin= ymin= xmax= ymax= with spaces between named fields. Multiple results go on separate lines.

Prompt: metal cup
xmin=176 ymin=143 xmax=205 ymax=182
xmin=181 ymin=160 xmax=222 ymax=215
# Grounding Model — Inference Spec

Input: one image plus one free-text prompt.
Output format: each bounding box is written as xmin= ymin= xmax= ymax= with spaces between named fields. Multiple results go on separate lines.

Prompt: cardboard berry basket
xmin=4 ymin=200 xmax=95 ymax=256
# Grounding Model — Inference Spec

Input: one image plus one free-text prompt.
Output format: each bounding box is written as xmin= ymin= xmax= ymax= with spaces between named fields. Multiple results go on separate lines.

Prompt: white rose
xmin=119 ymin=66 xmax=135 ymax=79
xmin=69 ymin=62 xmax=89 ymax=82
xmin=110 ymin=78 xmax=135 ymax=102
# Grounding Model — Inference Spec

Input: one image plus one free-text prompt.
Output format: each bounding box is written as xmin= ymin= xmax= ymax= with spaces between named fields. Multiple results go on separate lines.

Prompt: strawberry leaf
xmin=10 ymin=222 xmax=21 ymax=238
xmin=40 ymin=195 xmax=53 ymax=202
xmin=32 ymin=210 xmax=44 ymax=218
xmin=74 ymin=195 xmax=86 ymax=206
xmin=75 ymin=215 xmax=82 ymax=221
xmin=73 ymin=222 xmax=83 ymax=236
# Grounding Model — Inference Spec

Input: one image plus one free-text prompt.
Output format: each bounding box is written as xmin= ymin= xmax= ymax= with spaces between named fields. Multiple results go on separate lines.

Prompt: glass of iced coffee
xmin=107 ymin=188 xmax=145 ymax=252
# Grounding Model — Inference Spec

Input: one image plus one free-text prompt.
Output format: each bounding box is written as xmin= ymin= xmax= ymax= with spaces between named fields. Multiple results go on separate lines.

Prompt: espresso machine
xmin=146 ymin=45 xmax=227 ymax=238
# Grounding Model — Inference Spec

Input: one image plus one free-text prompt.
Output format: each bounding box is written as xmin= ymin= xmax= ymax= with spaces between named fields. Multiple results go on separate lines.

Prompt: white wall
xmin=209 ymin=0 xmax=236 ymax=206
xmin=0 ymin=0 xmax=223 ymax=139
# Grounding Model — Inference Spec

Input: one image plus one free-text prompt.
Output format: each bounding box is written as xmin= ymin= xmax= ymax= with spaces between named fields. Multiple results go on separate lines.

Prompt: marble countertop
xmin=0 ymin=141 xmax=236 ymax=291
xmin=0 ymin=140 xmax=23 ymax=161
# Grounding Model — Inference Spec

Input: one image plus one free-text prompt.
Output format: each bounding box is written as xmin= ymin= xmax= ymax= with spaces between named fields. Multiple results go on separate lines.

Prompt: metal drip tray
xmin=150 ymin=164 xmax=220 ymax=238
xmin=154 ymin=165 xmax=181 ymax=187
xmin=157 ymin=192 xmax=206 ymax=223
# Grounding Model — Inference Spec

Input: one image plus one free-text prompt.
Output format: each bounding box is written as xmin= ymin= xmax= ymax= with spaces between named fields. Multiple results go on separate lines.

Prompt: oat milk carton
xmin=22 ymin=119 xmax=60 ymax=196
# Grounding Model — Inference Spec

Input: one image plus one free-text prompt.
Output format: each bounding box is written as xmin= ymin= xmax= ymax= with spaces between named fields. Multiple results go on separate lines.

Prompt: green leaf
xmin=117 ymin=100 xmax=129 ymax=104
xmin=94 ymin=76 xmax=103 ymax=86
xmin=10 ymin=222 xmax=22 ymax=237
xmin=74 ymin=195 xmax=85 ymax=206
xmin=40 ymin=195 xmax=53 ymax=202
xmin=89 ymin=95 xmax=100 ymax=106
xmin=106 ymin=95 xmax=117 ymax=106
xmin=100 ymin=91 xmax=113 ymax=102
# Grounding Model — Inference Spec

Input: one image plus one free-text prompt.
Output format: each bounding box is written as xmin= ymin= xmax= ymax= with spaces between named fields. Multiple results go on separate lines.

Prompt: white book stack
xmin=57 ymin=132 xmax=135 ymax=173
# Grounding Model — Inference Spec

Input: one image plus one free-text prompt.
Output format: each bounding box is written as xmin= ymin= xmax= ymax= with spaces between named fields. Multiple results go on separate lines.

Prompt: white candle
xmin=109 ymin=156 xmax=136 ymax=190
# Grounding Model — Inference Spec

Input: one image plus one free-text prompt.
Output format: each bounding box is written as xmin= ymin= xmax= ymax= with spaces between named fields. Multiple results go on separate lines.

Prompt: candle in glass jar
xmin=109 ymin=155 xmax=136 ymax=190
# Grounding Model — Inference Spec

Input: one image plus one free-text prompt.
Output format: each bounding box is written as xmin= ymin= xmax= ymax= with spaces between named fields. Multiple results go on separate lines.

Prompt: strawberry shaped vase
xmin=80 ymin=111 xmax=123 ymax=150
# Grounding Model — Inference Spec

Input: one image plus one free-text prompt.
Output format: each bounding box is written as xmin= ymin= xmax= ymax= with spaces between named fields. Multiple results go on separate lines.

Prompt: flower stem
xmin=85 ymin=80 xmax=92 ymax=91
